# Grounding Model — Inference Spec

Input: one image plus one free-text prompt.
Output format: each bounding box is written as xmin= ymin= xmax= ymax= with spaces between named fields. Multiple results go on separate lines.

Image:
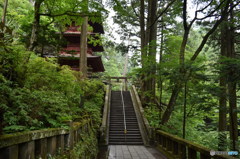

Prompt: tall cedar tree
xmin=161 ymin=0 xmax=234 ymax=124
xmin=218 ymin=12 xmax=228 ymax=151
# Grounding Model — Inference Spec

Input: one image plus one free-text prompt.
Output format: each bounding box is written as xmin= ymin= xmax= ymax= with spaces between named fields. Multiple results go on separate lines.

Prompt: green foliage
xmin=54 ymin=125 xmax=99 ymax=159
xmin=88 ymin=33 xmax=103 ymax=47
xmin=141 ymin=29 xmax=226 ymax=149
xmin=0 ymin=51 xmax=78 ymax=133
xmin=217 ymin=57 xmax=240 ymax=83
xmin=79 ymin=80 xmax=104 ymax=128
xmin=0 ymin=0 xmax=33 ymax=44
xmin=98 ymin=40 xmax=125 ymax=78
xmin=144 ymin=106 xmax=160 ymax=128
xmin=0 ymin=43 xmax=104 ymax=133
xmin=0 ymin=5 xmax=105 ymax=133
xmin=159 ymin=110 xmax=219 ymax=150
xmin=70 ymin=129 xmax=98 ymax=158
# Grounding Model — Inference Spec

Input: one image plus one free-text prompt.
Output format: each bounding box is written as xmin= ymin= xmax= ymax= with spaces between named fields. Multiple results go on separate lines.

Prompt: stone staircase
xmin=109 ymin=91 xmax=143 ymax=145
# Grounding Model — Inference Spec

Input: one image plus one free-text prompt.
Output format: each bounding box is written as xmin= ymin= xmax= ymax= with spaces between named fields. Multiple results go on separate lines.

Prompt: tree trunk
xmin=140 ymin=0 xmax=146 ymax=68
xmin=0 ymin=0 xmax=8 ymax=135
xmin=141 ymin=0 xmax=152 ymax=100
xmin=218 ymin=14 xmax=228 ymax=151
xmin=161 ymin=0 xmax=190 ymax=124
xmin=2 ymin=0 xmax=8 ymax=26
xmin=147 ymin=0 xmax=157 ymax=100
xmin=29 ymin=0 xmax=43 ymax=51
xmin=80 ymin=16 xmax=88 ymax=79
xmin=228 ymin=7 xmax=238 ymax=150
xmin=158 ymin=21 xmax=164 ymax=124
xmin=218 ymin=72 xmax=227 ymax=151
xmin=142 ymin=0 xmax=157 ymax=104
xmin=161 ymin=83 xmax=182 ymax=124
xmin=140 ymin=0 xmax=147 ymax=103
xmin=182 ymin=81 xmax=187 ymax=139
xmin=228 ymin=81 xmax=238 ymax=151
xmin=0 ymin=108 xmax=3 ymax=135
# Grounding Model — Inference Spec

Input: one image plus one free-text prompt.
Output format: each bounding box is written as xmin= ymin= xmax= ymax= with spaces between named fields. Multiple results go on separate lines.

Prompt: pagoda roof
xmin=58 ymin=55 xmax=105 ymax=72
xmin=89 ymin=21 xmax=104 ymax=34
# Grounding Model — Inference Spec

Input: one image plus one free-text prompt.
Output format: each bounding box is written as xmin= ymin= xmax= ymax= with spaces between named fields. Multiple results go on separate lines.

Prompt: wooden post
xmin=35 ymin=138 xmax=47 ymax=159
xmin=19 ymin=141 xmax=35 ymax=159
xmin=188 ymin=147 xmax=197 ymax=159
xmin=158 ymin=134 xmax=162 ymax=146
xmin=63 ymin=120 xmax=73 ymax=150
xmin=162 ymin=136 xmax=166 ymax=148
xmin=166 ymin=138 xmax=172 ymax=152
xmin=69 ymin=121 xmax=74 ymax=149
xmin=47 ymin=136 xmax=57 ymax=156
xmin=56 ymin=135 xmax=64 ymax=154
xmin=173 ymin=141 xmax=178 ymax=155
xmin=64 ymin=134 xmax=69 ymax=150
xmin=200 ymin=153 xmax=211 ymax=159
xmin=179 ymin=144 xmax=186 ymax=159
xmin=0 ymin=145 xmax=18 ymax=159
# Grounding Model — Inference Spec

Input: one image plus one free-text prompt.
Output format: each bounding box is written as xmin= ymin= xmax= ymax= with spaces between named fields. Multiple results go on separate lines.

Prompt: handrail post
xmin=188 ymin=147 xmax=197 ymax=159
xmin=100 ymin=85 xmax=111 ymax=145
xmin=65 ymin=120 xmax=73 ymax=150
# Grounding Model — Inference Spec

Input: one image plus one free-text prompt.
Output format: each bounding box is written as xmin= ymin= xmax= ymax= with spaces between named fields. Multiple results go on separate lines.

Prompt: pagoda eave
xmin=58 ymin=56 xmax=105 ymax=72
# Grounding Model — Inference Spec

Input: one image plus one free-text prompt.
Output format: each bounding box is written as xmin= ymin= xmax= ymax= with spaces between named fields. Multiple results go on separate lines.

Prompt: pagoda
xmin=58 ymin=21 xmax=105 ymax=72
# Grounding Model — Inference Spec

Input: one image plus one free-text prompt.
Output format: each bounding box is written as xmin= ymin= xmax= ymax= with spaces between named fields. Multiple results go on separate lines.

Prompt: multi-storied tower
xmin=58 ymin=21 xmax=105 ymax=72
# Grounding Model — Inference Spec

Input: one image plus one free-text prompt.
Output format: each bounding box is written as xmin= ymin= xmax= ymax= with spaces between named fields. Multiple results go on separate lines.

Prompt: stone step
xmin=109 ymin=91 xmax=143 ymax=145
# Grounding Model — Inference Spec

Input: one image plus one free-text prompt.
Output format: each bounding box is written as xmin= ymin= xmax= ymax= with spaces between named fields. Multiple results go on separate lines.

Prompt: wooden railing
xmin=130 ymin=85 xmax=237 ymax=159
xmin=100 ymin=85 xmax=111 ymax=145
xmin=130 ymin=85 xmax=153 ymax=145
xmin=0 ymin=118 xmax=92 ymax=159
xmin=156 ymin=130 xmax=237 ymax=159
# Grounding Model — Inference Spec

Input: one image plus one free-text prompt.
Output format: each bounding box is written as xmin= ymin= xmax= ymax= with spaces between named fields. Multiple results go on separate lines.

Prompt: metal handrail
xmin=121 ymin=87 xmax=127 ymax=134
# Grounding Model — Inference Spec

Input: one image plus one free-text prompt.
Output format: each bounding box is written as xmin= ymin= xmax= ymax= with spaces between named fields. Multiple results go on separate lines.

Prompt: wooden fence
xmin=156 ymin=130 xmax=237 ymax=159
xmin=0 ymin=118 xmax=92 ymax=159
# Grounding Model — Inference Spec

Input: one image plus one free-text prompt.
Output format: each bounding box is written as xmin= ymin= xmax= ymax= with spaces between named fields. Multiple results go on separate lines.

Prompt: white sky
xmin=101 ymin=0 xmax=211 ymax=62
